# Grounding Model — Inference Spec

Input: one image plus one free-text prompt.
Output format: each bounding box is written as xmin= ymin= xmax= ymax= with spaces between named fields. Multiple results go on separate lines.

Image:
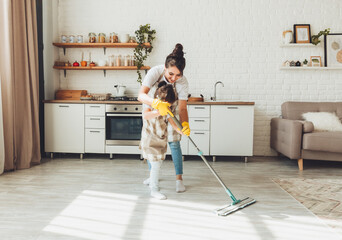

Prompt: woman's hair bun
xmin=172 ymin=43 xmax=184 ymax=58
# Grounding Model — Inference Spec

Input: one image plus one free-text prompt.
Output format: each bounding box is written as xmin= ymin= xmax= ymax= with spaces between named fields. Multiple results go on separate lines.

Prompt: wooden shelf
xmin=53 ymin=65 xmax=151 ymax=77
xmin=279 ymin=43 xmax=318 ymax=47
xmin=280 ymin=67 xmax=342 ymax=70
xmin=53 ymin=42 xmax=151 ymax=48
xmin=53 ymin=66 xmax=150 ymax=70
xmin=53 ymin=43 xmax=151 ymax=54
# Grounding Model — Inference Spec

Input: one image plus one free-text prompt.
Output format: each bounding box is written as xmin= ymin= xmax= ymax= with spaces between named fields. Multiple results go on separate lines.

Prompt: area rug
xmin=273 ymin=178 xmax=342 ymax=236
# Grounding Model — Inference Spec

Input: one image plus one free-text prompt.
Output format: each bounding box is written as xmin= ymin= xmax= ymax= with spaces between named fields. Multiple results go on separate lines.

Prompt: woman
xmin=138 ymin=43 xmax=190 ymax=193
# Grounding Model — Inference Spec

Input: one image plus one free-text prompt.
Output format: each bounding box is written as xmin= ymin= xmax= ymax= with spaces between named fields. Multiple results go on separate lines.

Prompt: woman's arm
xmin=138 ymin=86 xmax=154 ymax=106
xmin=168 ymin=118 xmax=184 ymax=135
xmin=143 ymin=108 xmax=160 ymax=120
xmin=178 ymin=100 xmax=189 ymax=123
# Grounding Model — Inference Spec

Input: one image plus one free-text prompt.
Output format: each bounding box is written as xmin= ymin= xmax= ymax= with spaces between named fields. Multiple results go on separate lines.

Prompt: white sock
xmin=151 ymin=189 xmax=167 ymax=200
xmin=143 ymin=178 xmax=150 ymax=185
xmin=176 ymin=180 xmax=186 ymax=193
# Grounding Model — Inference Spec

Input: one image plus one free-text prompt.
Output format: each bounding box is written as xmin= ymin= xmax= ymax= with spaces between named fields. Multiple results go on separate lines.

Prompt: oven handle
xmin=106 ymin=113 xmax=142 ymax=117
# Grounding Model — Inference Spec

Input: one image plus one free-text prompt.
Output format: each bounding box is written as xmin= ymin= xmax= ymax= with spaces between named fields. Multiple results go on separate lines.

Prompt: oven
xmin=105 ymin=104 xmax=143 ymax=146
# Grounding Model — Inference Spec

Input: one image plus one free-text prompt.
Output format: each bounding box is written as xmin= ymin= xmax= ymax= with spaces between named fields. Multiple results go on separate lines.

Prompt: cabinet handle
xmin=194 ymin=132 xmax=205 ymax=135
xmin=90 ymin=106 xmax=100 ymax=108
xmin=90 ymin=118 xmax=101 ymax=120
xmin=90 ymin=130 xmax=100 ymax=133
xmin=59 ymin=105 xmax=69 ymax=108
xmin=194 ymin=120 xmax=205 ymax=122
xmin=227 ymin=107 xmax=238 ymax=109
xmin=194 ymin=107 xmax=205 ymax=109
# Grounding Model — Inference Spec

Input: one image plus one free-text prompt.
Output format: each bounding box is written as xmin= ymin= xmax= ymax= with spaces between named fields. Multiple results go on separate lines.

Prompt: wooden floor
xmin=0 ymin=155 xmax=341 ymax=240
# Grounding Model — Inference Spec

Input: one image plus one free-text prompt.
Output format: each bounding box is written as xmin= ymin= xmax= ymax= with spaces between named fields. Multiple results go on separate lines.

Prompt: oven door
xmin=106 ymin=113 xmax=142 ymax=146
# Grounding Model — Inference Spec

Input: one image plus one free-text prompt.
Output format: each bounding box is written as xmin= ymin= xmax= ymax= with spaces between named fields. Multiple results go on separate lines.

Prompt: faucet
xmin=211 ymin=81 xmax=224 ymax=101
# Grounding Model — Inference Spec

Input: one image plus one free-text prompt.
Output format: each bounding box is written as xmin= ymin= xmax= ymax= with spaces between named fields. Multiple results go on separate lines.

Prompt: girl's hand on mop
xmin=181 ymin=122 xmax=191 ymax=136
xmin=151 ymin=99 xmax=174 ymax=117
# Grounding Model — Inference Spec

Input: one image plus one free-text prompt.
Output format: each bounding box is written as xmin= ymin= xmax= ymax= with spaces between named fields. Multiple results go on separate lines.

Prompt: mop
xmin=169 ymin=113 xmax=256 ymax=216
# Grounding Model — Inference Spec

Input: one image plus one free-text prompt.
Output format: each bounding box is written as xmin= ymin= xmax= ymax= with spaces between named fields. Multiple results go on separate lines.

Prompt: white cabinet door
xmin=210 ymin=105 xmax=254 ymax=156
xmin=45 ymin=103 xmax=85 ymax=153
xmin=85 ymin=129 xmax=105 ymax=153
xmin=188 ymin=131 xmax=210 ymax=155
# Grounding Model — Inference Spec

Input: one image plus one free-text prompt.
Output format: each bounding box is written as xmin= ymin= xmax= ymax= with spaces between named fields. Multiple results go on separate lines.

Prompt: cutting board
xmin=188 ymin=97 xmax=204 ymax=102
xmin=55 ymin=90 xmax=87 ymax=100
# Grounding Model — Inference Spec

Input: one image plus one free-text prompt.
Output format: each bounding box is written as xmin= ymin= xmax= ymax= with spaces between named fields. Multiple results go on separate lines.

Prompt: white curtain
xmin=0 ymin=75 xmax=4 ymax=175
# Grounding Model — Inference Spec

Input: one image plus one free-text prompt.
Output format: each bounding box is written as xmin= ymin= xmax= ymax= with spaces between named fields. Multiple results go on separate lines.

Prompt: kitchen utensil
xmin=114 ymin=85 xmax=126 ymax=97
xmin=55 ymin=90 xmax=87 ymax=100
xmin=119 ymin=33 xmax=129 ymax=43
xmin=188 ymin=94 xmax=204 ymax=102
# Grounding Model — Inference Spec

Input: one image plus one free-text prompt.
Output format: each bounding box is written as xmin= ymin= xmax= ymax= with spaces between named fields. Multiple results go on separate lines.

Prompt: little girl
xmin=140 ymin=81 xmax=183 ymax=200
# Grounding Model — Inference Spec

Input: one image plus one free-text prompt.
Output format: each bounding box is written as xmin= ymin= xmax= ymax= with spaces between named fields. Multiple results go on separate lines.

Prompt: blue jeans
xmin=147 ymin=141 xmax=183 ymax=175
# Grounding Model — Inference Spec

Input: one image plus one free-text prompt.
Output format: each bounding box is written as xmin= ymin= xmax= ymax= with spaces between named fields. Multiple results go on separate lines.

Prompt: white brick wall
xmin=44 ymin=0 xmax=342 ymax=156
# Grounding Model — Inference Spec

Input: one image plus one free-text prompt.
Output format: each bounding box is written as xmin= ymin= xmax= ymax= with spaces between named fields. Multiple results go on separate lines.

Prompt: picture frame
xmin=293 ymin=24 xmax=311 ymax=43
xmin=324 ymin=33 xmax=342 ymax=67
xmin=310 ymin=56 xmax=322 ymax=67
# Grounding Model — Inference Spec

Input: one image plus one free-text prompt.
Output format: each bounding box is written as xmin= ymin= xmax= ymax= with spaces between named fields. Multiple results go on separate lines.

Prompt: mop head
xmin=214 ymin=197 xmax=256 ymax=216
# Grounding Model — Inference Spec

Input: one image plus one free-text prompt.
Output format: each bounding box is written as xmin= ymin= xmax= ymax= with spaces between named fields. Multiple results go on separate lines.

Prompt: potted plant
xmin=303 ymin=59 xmax=308 ymax=67
xmin=134 ymin=24 xmax=156 ymax=84
xmin=311 ymin=28 xmax=330 ymax=45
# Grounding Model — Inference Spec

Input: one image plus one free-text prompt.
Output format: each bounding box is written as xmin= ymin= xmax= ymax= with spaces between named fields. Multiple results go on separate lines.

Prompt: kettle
xmin=114 ymin=85 xmax=126 ymax=96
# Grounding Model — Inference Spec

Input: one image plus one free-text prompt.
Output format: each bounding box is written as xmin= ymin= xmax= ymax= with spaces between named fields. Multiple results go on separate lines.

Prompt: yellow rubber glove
xmin=181 ymin=122 xmax=190 ymax=136
xmin=151 ymin=99 xmax=174 ymax=117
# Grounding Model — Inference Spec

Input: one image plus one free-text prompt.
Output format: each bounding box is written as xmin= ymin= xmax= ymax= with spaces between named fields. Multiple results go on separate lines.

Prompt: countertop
xmin=43 ymin=100 xmax=255 ymax=105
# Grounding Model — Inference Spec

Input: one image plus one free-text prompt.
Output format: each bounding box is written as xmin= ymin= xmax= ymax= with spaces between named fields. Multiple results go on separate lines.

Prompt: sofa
xmin=270 ymin=101 xmax=342 ymax=170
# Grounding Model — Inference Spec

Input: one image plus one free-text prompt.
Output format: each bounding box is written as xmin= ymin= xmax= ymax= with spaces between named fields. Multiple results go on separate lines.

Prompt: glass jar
xmin=61 ymin=35 xmax=67 ymax=43
xmin=131 ymin=55 xmax=135 ymax=66
xmin=128 ymin=36 xmax=137 ymax=43
xmin=110 ymin=32 xmax=118 ymax=43
xmin=116 ymin=55 xmax=121 ymax=66
xmin=69 ymin=35 xmax=75 ymax=43
xmin=98 ymin=33 xmax=106 ymax=43
xmin=124 ymin=55 xmax=130 ymax=66
xmin=77 ymin=35 xmax=83 ymax=43
xmin=88 ymin=32 xmax=96 ymax=43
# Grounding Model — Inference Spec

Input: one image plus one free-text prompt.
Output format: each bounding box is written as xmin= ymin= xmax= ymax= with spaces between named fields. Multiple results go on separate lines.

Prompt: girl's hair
xmin=165 ymin=43 xmax=186 ymax=74
xmin=154 ymin=81 xmax=176 ymax=104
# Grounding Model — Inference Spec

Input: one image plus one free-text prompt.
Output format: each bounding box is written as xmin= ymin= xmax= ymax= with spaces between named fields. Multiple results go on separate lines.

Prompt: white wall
xmin=45 ymin=0 xmax=342 ymax=156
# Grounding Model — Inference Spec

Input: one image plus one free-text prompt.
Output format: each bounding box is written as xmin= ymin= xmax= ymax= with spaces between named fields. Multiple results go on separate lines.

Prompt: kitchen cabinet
xmin=84 ymin=104 xmax=106 ymax=153
xmin=44 ymin=101 xmax=255 ymax=161
xmin=187 ymin=105 xmax=210 ymax=156
xmin=210 ymin=105 xmax=254 ymax=160
xmin=44 ymin=103 xmax=85 ymax=157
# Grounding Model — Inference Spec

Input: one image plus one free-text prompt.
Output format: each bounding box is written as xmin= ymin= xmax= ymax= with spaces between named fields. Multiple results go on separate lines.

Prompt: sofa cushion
xmin=302 ymin=112 xmax=342 ymax=132
xmin=303 ymin=132 xmax=342 ymax=153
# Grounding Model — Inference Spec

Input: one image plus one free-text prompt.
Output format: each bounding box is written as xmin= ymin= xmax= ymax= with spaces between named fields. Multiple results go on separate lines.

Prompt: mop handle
xmin=168 ymin=113 xmax=237 ymax=200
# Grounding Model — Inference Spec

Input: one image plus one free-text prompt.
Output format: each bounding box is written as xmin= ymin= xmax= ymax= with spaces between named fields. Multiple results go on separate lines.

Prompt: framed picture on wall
xmin=310 ymin=56 xmax=322 ymax=67
xmin=324 ymin=33 xmax=342 ymax=67
xmin=293 ymin=24 xmax=311 ymax=43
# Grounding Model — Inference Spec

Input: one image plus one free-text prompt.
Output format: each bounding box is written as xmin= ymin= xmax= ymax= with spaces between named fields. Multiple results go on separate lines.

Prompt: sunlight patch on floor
xmin=42 ymin=189 xmax=341 ymax=240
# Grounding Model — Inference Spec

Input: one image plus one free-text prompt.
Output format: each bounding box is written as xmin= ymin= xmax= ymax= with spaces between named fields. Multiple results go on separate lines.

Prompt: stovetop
xmin=108 ymin=96 xmax=138 ymax=101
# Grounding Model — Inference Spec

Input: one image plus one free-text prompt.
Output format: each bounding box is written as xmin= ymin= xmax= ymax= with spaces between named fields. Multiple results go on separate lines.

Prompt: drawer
xmin=85 ymin=116 xmax=105 ymax=128
xmin=85 ymin=104 xmax=105 ymax=116
xmin=85 ymin=129 xmax=105 ymax=153
xmin=188 ymin=105 xmax=210 ymax=118
xmin=188 ymin=130 xmax=210 ymax=155
xmin=189 ymin=118 xmax=210 ymax=130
